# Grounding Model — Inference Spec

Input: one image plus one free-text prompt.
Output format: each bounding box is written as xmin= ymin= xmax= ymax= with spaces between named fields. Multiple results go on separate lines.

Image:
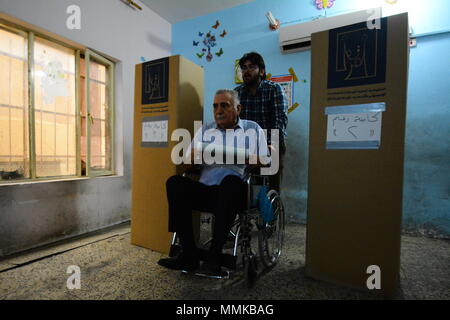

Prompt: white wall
xmin=0 ymin=0 xmax=172 ymax=256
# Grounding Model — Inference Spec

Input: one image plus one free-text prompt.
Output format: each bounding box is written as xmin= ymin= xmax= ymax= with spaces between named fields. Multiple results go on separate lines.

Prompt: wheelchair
xmin=168 ymin=166 xmax=286 ymax=287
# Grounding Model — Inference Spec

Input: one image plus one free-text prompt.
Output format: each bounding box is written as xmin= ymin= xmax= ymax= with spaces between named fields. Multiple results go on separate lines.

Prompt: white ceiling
xmin=140 ymin=0 xmax=255 ymax=24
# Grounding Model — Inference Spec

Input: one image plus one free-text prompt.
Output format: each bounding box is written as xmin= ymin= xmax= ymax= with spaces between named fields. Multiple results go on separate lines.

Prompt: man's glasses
xmin=240 ymin=64 xmax=258 ymax=71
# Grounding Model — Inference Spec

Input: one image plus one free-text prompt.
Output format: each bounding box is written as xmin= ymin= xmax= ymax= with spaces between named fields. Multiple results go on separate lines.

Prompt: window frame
xmin=84 ymin=49 xmax=115 ymax=178
xmin=0 ymin=16 xmax=116 ymax=184
xmin=0 ymin=23 xmax=29 ymax=179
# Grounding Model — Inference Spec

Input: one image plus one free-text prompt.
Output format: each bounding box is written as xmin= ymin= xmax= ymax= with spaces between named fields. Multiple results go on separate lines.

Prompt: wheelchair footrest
xmin=181 ymin=269 xmax=230 ymax=280
xmin=169 ymin=244 xmax=237 ymax=270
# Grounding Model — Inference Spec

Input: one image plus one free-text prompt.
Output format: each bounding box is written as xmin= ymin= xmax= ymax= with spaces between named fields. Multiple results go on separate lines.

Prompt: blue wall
xmin=403 ymin=32 xmax=450 ymax=237
xmin=172 ymin=0 xmax=450 ymax=237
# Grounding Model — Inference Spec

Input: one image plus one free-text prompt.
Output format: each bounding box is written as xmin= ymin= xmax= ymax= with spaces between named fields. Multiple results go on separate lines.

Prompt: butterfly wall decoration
xmin=215 ymin=48 xmax=223 ymax=57
xmin=315 ymin=0 xmax=335 ymax=10
xmin=193 ymin=20 xmax=227 ymax=62
xmin=212 ymin=20 xmax=220 ymax=29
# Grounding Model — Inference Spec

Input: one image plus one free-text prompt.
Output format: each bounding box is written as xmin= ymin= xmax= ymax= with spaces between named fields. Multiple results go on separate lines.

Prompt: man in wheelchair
xmin=157 ymin=89 xmax=271 ymax=277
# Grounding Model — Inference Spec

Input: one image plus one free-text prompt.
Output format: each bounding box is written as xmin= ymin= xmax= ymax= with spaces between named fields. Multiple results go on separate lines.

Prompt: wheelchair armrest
xmin=243 ymin=165 xmax=262 ymax=183
xmin=182 ymin=165 xmax=202 ymax=177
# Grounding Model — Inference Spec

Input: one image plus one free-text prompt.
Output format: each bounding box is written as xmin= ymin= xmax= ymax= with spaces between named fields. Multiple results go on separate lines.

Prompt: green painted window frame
xmin=0 ymin=18 xmax=116 ymax=184
xmin=0 ymin=23 xmax=29 ymax=179
xmin=84 ymin=49 xmax=115 ymax=178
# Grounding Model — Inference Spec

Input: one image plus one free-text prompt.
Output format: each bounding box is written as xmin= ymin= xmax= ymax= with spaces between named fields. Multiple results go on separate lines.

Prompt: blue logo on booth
xmin=328 ymin=18 xmax=387 ymax=89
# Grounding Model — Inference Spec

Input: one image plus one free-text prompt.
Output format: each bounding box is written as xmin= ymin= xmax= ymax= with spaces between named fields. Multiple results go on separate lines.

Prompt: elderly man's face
xmin=213 ymin=93 xmax=241 ymax=129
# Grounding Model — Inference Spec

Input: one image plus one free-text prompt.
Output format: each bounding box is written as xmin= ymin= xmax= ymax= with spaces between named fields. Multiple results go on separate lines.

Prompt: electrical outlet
xmin=409 ymin=38 xmax=417 ymax=48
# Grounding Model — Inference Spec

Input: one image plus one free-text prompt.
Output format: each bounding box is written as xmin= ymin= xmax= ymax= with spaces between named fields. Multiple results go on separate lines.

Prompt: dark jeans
xmin=166 ymin=174 xmax=247 ymax=256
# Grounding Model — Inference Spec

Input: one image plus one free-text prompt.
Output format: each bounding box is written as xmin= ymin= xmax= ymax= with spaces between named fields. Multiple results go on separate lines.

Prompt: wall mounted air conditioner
xmin=279 ymin=8 xmax=382 ymax=54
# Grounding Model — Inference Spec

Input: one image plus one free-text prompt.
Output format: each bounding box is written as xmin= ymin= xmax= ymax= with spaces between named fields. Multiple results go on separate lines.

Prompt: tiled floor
xmin=0 ymin=222 xmax=449 ymax=300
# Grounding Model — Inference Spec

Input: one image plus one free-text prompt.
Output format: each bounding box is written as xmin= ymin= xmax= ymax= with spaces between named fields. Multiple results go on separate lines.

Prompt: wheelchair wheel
xmin=258 ymin=190 xmax=285 ymax=268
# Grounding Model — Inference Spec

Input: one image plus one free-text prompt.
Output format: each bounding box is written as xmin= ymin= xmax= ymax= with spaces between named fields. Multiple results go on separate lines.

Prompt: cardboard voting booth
xmin=306 ymin=13 xmax=409 ymax=296
xmin=131 ymin=55 xmax=204 ymax=254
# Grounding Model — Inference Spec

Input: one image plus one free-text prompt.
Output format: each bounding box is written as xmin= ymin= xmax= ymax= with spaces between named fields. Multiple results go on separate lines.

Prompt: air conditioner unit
xmin=279 ymin=8 xmax=382 ymax=54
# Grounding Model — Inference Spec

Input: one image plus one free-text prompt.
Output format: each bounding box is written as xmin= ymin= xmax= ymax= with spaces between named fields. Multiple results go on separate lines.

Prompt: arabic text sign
xmin=327 ymin=112 xmax=382 ymax=142
xmin=325 ymin=103 xmax=385 ymax=149
xmin=141 ymin=115 xmax=169 ymax=148
xmin=143 ymin=120 xmax=168 ymax=143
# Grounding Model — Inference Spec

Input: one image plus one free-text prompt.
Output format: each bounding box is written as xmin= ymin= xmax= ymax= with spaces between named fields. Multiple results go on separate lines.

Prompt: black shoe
xmin=201 ymin=256 xmax=228 ymax=278
xmin=158 ymin=251 xmax=200 ymax=271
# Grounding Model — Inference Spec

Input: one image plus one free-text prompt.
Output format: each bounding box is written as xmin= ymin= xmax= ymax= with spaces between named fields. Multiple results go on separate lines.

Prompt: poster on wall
xmin=142 ymin=57 xmax=169 ymax=105
xmin=327 ymin=19 xmax=387 ymax=89
xmin=269 ymin=75 xmax=294 ymax=107
xmin=234 ymin=60 xmax=243 ymax=84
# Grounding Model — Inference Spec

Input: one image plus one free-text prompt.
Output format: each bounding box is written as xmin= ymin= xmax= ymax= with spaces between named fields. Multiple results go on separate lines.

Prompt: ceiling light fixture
xmin=266 ymin=12 xmax=280 ymax=30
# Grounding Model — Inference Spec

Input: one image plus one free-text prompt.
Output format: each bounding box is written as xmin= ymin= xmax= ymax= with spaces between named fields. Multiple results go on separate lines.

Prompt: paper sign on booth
xmin=141 ymin=115 xmax=169 ymax=148
xmin=325 ymin=103 xmax=385 ymax=149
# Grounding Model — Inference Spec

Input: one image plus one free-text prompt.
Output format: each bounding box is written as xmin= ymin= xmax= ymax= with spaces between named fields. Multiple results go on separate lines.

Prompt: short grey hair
xmin=215 ymin=89 xmax=240 ymax=107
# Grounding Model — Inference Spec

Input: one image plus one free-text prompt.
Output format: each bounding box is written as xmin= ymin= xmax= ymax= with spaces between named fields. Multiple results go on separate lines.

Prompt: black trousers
xmin=166 ymin=174 xmax=247 ymax=256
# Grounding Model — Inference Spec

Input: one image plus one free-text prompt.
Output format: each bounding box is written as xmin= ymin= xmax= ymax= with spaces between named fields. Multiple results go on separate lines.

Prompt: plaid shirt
xmin=235 ymin=80 xmax=288 ymax=144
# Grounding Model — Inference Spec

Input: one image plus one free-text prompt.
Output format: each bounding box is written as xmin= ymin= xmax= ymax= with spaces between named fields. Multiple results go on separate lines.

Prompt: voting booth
xmin=131 ymin=55 xmax=204 ymax=254
xmin=306 ymin=13 xmax=409 ymax=296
